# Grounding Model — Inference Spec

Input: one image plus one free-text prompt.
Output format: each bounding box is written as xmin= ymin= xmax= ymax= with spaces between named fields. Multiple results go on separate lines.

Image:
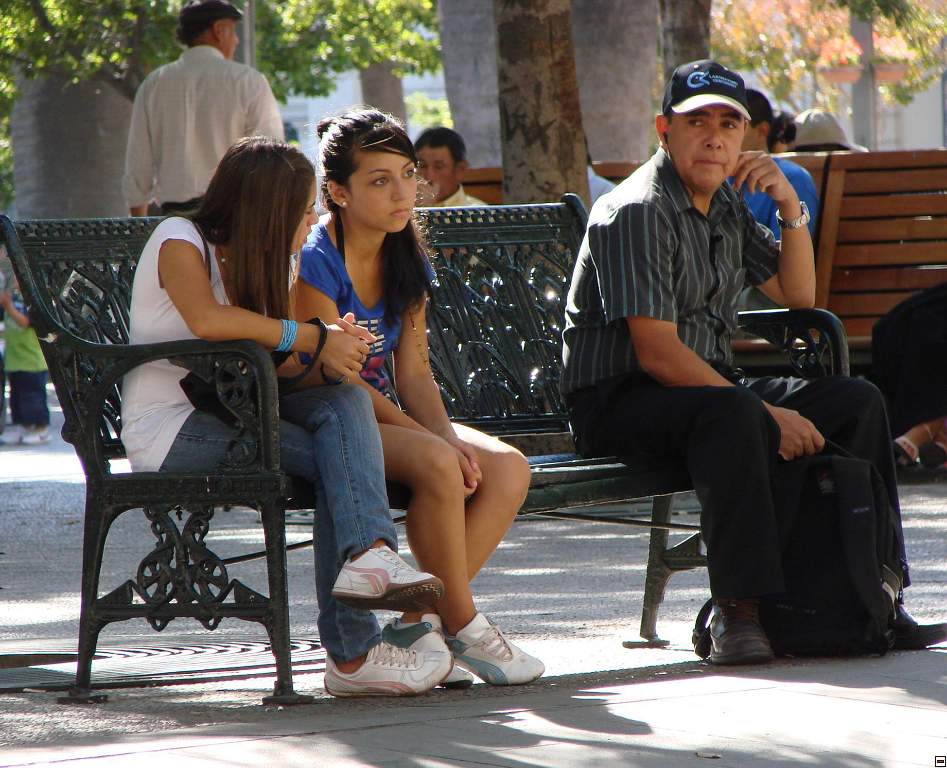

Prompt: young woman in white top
xmin=121 ymin=136 xmax=452 ymax=697
xmin=295 ymin=109 xmax=544 ymax=687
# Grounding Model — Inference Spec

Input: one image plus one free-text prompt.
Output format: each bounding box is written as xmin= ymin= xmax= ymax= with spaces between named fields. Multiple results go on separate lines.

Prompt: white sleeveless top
xmin=121 ymin=217 xmax=229 ymax=471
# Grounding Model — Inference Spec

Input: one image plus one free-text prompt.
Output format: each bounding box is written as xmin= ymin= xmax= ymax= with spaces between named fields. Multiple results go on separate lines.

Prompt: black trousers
xmin=568 ymin=374 xmax=908 ymax=599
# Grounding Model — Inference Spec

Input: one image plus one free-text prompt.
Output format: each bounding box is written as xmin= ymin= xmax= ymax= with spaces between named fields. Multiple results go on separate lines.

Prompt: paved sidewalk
xmin=1 ymin=401 xmax=946 ymax=766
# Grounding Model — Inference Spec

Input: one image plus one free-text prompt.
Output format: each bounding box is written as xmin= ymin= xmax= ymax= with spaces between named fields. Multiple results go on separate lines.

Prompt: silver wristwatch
xmin=776 ymin=201 xmax=810 ymax=230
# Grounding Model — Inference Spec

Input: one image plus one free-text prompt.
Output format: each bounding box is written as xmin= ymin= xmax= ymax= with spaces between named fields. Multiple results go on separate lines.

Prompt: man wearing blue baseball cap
xmin=561 ymin=60 xmax=945 ymax=665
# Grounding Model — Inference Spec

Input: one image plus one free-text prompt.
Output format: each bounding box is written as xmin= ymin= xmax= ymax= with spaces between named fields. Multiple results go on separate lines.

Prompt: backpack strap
xmin=692 ymin=598 xmax=715 ymax=659
xmin=831 ymin=456 xmax=894 ymax=625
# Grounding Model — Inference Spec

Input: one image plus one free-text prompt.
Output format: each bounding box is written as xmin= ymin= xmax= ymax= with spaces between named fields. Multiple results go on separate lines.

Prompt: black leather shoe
xmin=892 ymin=603 xmax=947 ymax=650
xmin=709 ymin=599 xmax=775 ymax=665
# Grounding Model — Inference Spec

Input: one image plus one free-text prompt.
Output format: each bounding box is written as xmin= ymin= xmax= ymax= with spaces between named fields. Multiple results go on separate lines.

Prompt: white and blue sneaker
xmin=445 ymin=612 xmax=544 ymax=685
xmin=382 ymin=613 xmax=474 ymax=689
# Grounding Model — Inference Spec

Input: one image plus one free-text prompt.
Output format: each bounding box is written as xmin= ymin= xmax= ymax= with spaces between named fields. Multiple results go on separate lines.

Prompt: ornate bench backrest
xmin=419 ymin=196 xmax=588 ymax=432
xmin=1 ymin=216 xmax=162 ymax=469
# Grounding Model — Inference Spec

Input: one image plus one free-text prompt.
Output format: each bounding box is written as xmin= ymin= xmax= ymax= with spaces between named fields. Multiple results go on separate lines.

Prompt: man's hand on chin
xmin=732 ymin=151 xmax=797 ymax=208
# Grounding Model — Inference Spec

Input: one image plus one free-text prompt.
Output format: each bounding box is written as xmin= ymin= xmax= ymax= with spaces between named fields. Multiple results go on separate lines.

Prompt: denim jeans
xmin=9 ymin=370 xmax=49 ymax=427
xmin=160 ymin=384 xmax=396 ymax=661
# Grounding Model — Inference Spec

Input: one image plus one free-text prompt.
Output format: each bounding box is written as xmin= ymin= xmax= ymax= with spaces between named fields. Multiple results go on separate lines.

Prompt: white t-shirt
xmin=121 ymin=217 xmax=229 ymax=471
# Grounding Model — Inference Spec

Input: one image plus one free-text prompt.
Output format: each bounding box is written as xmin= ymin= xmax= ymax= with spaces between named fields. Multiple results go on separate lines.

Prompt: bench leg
xmin=259 ymin=502 xmax=314 ymax=707
xmin=58 ymin=500 xmax=112 ymax=704
xmin=627 ymin=494 xmax=675 ymax=648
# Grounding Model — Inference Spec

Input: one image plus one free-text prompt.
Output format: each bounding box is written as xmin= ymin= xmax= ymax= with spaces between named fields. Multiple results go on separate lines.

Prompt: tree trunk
xmin=494 ymin=0 xmax=589 ymax=205
xmin=659 ymin=0 xmax=711 ymax=81
xmin=358 ymin=62 xmax=407 ymax=126
xmin=438 ymin=0 xmax=501 ymax=167
xmin=572 ymin=0 xmax=658 ymax=165
xmin=11 ymin=74 xmax=131 ymax=218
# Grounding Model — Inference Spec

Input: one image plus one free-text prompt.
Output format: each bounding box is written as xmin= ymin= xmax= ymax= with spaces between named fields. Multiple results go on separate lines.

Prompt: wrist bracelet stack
xmin=275 ymin=319 xmax=299 ymax=352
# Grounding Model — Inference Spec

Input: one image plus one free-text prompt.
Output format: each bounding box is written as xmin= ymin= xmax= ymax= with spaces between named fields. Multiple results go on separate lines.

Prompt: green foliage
xmin=257 ymin=0 xmax=440 ymax=101
xmin=711 ymin=0 xmax=946 ymax=112
xmin=405 ymin=92 xmax=452 ymax=131
xmin=0 ymin=90 xmax=12 ymax=211
xmin=0 ymin=0 xmax=440 ymax=208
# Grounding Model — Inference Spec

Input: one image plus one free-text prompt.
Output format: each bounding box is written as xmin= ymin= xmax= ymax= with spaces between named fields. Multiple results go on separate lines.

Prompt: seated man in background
xmin=414 ymin=127 xmax=486 ymax=207
xmin=741 ymin=90 xmax=819 ymax=240
xmin=561 ymin=59 xmax=947 ymax=666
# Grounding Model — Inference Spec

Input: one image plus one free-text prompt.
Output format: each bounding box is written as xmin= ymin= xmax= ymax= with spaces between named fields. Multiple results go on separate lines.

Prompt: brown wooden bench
xmin=811 ymin=149 xmax=947 ymax=370
xmin=461 ymin=162 xmax=637 ymax=205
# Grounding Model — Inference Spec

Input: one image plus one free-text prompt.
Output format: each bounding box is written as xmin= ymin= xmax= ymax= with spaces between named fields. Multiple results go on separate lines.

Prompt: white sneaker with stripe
xmin=323 ymin=640 xmax=450 ymax=697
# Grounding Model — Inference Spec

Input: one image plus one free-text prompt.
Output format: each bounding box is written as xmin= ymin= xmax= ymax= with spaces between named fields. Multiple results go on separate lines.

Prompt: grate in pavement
xmin=0 ymin=637 xmax=325 ymax=692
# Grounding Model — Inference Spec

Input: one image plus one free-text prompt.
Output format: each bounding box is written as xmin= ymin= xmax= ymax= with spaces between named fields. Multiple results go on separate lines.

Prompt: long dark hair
xmin=317 ymin=107 xmax=431 ymax=324
xmin=192 ymin=136 xmax=315 ymax=319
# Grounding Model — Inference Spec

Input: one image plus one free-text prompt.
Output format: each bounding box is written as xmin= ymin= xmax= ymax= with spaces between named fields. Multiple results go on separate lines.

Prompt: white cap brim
xmin=671 ymin=94 xmax=751 ymax=122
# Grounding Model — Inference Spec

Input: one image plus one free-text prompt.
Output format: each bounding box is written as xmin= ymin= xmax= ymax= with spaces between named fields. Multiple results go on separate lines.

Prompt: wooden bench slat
xmin=844 ymin=168 xmax=947 ymax=195
xmin=834 ymin=241 xmax=947 ymax=267
xmin=840 ymin=193 xmax=947 ymax=219
xmin=841 ymin=318 xmax=878 ymax=338
xmin=828 ymin=148 xmax=947 ymax=170
xmin=829 ymin=291 xmax=914 ymax=316
xmin=831 ymin=266 xmax=947 ymax=292
xmin=837 ymin=217 xmax=947 ymax=242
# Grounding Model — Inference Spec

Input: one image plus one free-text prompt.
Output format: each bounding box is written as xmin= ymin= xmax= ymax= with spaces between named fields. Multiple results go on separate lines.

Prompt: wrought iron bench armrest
xmin=737 ymin=307 xmax=850 ymax=378
xmin=58 ymin=337 xmax=280 ymax=474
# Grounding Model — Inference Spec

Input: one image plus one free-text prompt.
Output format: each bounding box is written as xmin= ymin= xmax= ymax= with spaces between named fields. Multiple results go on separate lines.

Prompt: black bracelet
xmin=321 ymin=363 xmax=346 ymax=385
xmin=310 ymin=316 xmax=328 ymax=361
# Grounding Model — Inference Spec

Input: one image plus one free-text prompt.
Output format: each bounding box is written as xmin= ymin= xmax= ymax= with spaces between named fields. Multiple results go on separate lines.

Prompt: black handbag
xmin=177 ymin=224 xmax=327 ymax=426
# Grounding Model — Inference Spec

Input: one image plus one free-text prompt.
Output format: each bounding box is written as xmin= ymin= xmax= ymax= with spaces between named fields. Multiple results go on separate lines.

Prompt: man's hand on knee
xmin=764 ymin=403 xmax=825 ymax=461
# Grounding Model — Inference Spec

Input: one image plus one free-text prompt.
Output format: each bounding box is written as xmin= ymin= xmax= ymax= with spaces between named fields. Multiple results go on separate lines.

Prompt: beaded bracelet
xmin=275 ymin=319 xmax=298 ymax=352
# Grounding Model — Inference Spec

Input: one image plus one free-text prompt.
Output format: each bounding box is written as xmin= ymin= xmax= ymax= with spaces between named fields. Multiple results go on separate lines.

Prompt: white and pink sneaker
xmin=323 ymin=640 xmax=450 ymax=697
xmin=331 ymin=545 xmax=443 ymax=612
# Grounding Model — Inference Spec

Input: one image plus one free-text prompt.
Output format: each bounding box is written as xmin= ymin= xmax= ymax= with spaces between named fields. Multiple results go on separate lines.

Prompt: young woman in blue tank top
xmin=296 ymin=109 xmax=544 ymax=687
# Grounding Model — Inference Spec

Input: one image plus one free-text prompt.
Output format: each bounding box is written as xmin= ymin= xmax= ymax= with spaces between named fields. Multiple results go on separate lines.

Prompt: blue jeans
xmin=160 ymin=384 xmax=396 ymax=661
xmin=9 ymin=370 xmax=49 ymax=427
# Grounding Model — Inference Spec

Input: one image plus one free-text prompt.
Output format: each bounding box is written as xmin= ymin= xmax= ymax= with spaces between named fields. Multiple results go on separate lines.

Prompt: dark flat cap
xmin=179 ymin=0 xmax=243 ymax=25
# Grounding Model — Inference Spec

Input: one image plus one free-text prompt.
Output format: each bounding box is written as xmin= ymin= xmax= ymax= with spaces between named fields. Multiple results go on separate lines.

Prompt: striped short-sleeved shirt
xmin=561 ymin=149 xmax=780 ymax=396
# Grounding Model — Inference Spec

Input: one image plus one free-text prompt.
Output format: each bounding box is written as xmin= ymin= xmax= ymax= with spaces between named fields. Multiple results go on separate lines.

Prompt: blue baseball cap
xmin=662 ymin=60 xmax=751 ymax=121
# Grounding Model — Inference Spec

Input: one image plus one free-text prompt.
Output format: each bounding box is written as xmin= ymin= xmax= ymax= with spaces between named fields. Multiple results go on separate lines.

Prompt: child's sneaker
xmin=323 ymin=640 xmax=450 ymax=697
xmin=20 ymin=426 xmax=50 ymax=445
xmin=331 ymin=545 xmax=444 ymax=612
xmin=446 ymin=612 xmax=545 ymax=685
xmin=382 ymin=613 xmax=475 ymax=689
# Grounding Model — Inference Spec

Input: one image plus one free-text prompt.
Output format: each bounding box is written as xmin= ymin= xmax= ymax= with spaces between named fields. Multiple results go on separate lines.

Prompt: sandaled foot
xmin=893 ymin=436 xmax=920 ymax=467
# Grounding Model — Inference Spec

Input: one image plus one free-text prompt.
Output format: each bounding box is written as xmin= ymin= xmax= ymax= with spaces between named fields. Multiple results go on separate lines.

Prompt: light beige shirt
xmin=436 ymin=185 xmax=487 ymax=207
xmin=122 ymin=45 xmax=284 ymax=207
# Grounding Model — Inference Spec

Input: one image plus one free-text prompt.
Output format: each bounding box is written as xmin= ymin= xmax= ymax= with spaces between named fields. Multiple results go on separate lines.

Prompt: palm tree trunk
xmin=572 ymin=0 xmax=658 ymax=165
xmin=659 ymin=0 xmax=711 ymax=81
xmin=359 ymin=62 xmax=408 ymax=126
xmin=11 ymin=74 xmax=131 ymax=218
xmin=438 ymin=0 xmax=501 ymax=167
xmin=494 ymin=0 xmax=589 ymax=205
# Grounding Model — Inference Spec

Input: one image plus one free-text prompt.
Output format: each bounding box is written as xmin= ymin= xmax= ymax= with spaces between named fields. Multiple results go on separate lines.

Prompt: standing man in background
xmin=123 ymin=0 xmax=284 ymax=216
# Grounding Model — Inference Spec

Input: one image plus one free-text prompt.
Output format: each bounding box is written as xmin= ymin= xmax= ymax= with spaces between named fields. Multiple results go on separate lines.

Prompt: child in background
xmin=0 ymin=282 xmax=50 ymax=445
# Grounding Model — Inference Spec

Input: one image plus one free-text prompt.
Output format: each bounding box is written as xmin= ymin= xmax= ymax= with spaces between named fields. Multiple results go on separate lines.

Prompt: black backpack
xmin=694 ymin=451 xmax=901 ymax=658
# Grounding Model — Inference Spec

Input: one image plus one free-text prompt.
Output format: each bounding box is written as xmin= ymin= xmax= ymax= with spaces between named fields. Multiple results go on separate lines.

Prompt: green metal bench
xmin=0 ymin=199 xmax=847 ymax=705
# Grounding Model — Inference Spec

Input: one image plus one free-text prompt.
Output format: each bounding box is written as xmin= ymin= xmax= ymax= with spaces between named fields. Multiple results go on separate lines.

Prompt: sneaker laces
xmin=372 ymin=547 xmax=418 ymax=580
xmin=370 ymin=642 xmax=420 ymax=669
xmin=469 ymin=623 xmax=514 ymax=662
